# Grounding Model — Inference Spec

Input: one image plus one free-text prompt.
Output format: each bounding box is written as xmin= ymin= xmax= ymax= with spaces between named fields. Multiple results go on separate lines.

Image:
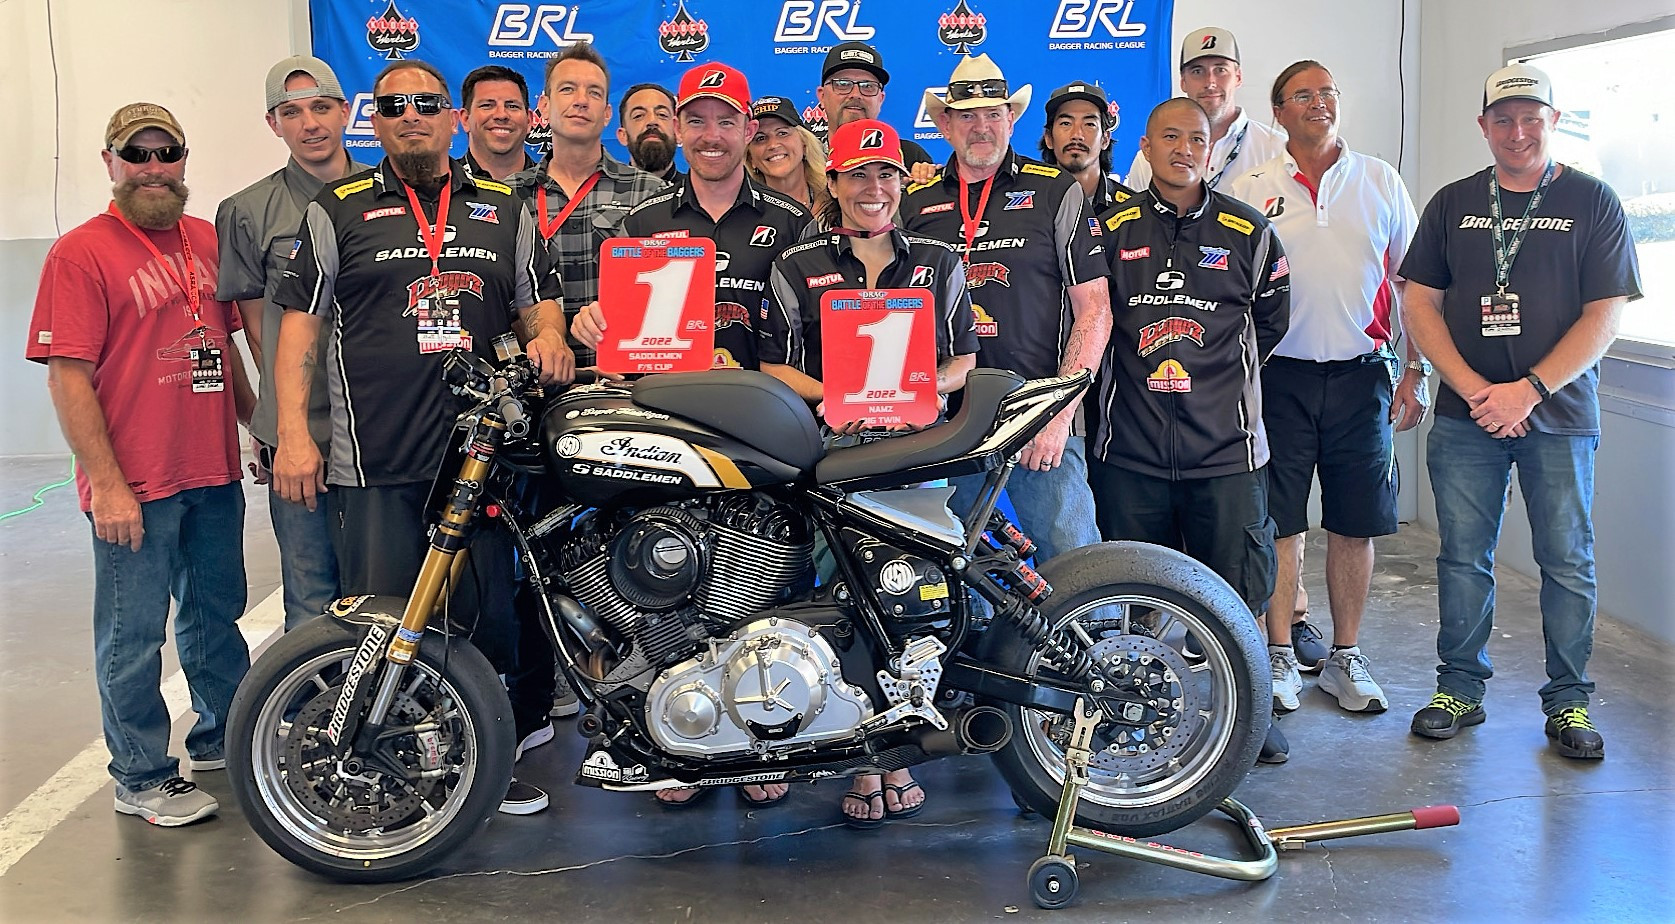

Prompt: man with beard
xmin=1039 ymin=81 xmax=1135 ymax=214
xmin=617 ymin=82 xmax=682 ymax=184
xmin=902 ymin=53 xmax=1111 ymax=564
xmin=574 ymin=62 xmax=810 ymax=374
xmin=272 ymin=59 xmax=574 ymax=815
xmin=460 ymin=65 xmax=536 ymax=181
xmin=28 ymin=103 xmax=255 ymax=826
xmin=216 ymin=55 xmax=372 ymax=632
xmin=812 ymin=41 xmax=934 ymax=171
xmin=1124 ymin=27 xmax=1286 ymax=194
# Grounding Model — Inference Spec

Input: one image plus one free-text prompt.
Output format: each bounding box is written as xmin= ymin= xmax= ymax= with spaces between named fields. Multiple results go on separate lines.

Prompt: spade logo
xmin=937 ymin=0 xmax=987 ymax=55
xmin=366 ymin=1 xmax=420 ymax=60
xmin=699 ymin=70 xmax=727 ymax=89
xmin=658 ymin=0 xmax=710 ymax=63
xmin=859 ymin=129 xmax=884 ymax=149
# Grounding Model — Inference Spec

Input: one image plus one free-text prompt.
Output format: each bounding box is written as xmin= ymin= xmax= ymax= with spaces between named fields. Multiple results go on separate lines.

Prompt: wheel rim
xmin=1020 ymin=593 xmax=1243 ymax=809
xmin=249 ymin=648 xmax=482 ymax=861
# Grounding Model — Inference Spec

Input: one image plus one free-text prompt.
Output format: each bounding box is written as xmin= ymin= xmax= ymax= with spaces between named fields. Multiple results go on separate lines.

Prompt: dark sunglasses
xmin=373 ymin=93 xmax=450 ymax=118
xmin=112 ymin=144 xmax=187 ymax=164
xmin=946 ymin=79 xmax=1009 ymax=103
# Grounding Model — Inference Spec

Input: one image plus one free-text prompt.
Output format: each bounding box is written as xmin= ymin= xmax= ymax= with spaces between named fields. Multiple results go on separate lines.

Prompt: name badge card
xmin=596 ymin=237 xmax=716 ymax=374
xmin=820 ymin=288 xmax=938 ymax=430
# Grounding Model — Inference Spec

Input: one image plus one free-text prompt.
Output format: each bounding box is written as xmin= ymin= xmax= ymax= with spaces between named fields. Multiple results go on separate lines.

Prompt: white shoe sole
xmin=1319 ymin=673 xmax=1389 ymax=712
xmin=498 ymin=793 xmax=550 ymax=815
xmin=189 ymin=758 xmax=225 ymax=771
xmin=515 ymin=723 xmax=555 ymax=761
xmin=1273 ymin=685 xmax=1301 ymax=713
xmin=114 ymin=797 xmax=219 ymax=826
xmin=549 ymin=698 xmax=581 ymax=719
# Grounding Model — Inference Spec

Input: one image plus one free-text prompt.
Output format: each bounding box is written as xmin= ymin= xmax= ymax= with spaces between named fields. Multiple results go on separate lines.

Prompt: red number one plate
xmin=820 ymin=288 xmax=939 ymax=430
xmin=596 ymin=237 xmax=716 ymax=374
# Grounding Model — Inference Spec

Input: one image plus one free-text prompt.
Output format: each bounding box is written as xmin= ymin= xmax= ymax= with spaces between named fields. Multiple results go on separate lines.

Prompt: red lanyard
xmin=108 ymin=203 xmax=202 ymax=327
xmin=404 ymin=175 xmax=453 ymax=276
xmin=958 ymin=173 xmax=996 ymax=265
xmin=536 ymin=171 xmax=603 ymax=241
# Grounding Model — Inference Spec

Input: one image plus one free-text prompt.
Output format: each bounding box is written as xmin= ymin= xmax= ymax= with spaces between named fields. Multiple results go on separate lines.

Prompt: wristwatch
xmin=1405 ymin=358 xmax=1433 ymax=376
xmin=1525 ymin=372 xmax=1551 ymax=401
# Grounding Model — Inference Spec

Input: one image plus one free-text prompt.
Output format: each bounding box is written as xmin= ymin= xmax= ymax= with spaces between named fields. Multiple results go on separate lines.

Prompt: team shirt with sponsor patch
xmin=1398 ymin=166 xmax=1642 ymax=435
xmin=1092 ymin=186 xmax=1291 ymax=479
xmin=620 ymin=177 xmax=810 ymax=370
xmin=761 ymin=228 xmax=979 ymax=381
xmin=274 ymin=158 xmax=559 ymax=487
xmin=901 ymin=149 xmax=1107 ymax=381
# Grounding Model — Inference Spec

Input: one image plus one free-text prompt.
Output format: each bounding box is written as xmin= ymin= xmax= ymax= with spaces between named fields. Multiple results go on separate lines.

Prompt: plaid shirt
xmin=508 ymin=148 xmax=668 ymax=366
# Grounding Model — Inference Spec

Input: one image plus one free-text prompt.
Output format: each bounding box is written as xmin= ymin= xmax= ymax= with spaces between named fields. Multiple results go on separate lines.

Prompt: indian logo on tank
xmin=658 ymin=0 xmax=711 ymax=62
xmin=365 ymin=1 xmax=420 ymax=59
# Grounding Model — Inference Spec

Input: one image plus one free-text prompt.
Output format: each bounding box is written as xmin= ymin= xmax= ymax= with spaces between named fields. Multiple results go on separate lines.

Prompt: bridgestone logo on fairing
xmin=327 ymin=624 xmax=389 ymax=747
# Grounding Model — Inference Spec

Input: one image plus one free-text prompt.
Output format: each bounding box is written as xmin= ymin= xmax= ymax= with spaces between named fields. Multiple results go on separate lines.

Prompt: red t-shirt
xmin=26 ymin=208 xmax=243 ymax=511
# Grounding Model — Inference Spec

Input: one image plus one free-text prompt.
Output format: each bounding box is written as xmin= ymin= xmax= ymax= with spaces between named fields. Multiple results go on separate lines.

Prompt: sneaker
xmin=516 ymin=721 xmax=555 ymax=762
xmin=1317 ymin=647 xmax=1389 ymax=713
xmin=1257 ymin=716 xmax=1289 ymax=765
xmin=1269 ymin=647 xmax=1303 ymax=713
xmin=550 ymin=671 xmax=581 ymax=719
xmin=188 ymin=757 xmax=225 ymax=772
xmin=1410 ymin=692 xmax=1486 ymax=739
xmin=1290 ymin=620 xmax=1329 ymax=673
xmin=1544 ymin=706 xmax=1605 ymax=760
xmin=114 ymin=776 xmax=219 ymax=826
xmin=499 ymin=778 xmax=549 ymax=815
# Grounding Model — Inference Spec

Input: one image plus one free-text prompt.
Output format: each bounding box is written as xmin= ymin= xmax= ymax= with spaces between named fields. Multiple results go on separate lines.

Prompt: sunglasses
xmin=946 ymin=79 xmax=1009 ymax=103
xmin=112 ymin=144 xmax=187 ymax=164
xmin=373 ymin=93 xmax=450 ymax=118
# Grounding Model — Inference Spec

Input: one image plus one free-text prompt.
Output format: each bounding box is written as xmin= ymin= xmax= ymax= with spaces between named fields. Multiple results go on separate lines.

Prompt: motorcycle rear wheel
xmin=226 ymin=615 xmax=514 ymax=882
xmin=986 ymin=541 xmax=1267 ymax=837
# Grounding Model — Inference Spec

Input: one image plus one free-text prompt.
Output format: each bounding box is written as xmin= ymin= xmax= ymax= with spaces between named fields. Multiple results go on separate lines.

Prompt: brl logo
xmin=1047 ymin=0 xmax=1145 ymax=40
xmin=774 ymin=0 xmax=875 ymax=43
xmin=488 ymin=4 xmax=595 ymax=47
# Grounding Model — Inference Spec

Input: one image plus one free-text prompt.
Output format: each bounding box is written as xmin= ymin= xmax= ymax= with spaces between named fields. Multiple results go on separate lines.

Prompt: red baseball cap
xmin=676 ymin=63 xmax=751 ymax=115
xmin=826 ymin=119 xmax=905 ymax=173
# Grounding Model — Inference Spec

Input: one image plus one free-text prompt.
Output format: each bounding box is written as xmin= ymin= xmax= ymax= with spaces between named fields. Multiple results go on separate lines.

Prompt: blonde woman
xmin=746 ymin=96 xmax=830 ymax=214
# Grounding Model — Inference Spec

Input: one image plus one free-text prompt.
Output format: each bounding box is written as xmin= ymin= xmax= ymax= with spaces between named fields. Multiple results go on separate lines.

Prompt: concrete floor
xmin=1 ymin=454 xmax=1671 ymax=923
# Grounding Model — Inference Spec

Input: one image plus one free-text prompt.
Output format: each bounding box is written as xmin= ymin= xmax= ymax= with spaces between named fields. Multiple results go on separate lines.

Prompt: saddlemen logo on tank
xmin=561 ymin=431 xmax=723 ymax=486
xmin=366 ymin=1 xmax=420 ymax=59
xmin=659 ymin=0 xmax=711 ymax=62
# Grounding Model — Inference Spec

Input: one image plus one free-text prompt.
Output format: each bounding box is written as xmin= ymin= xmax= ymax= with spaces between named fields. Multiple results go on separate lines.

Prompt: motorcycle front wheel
xmin=986 ymin=541 xmax=1267 ymax=837
xmin=225 ymin=615 xmax=514 ymax=882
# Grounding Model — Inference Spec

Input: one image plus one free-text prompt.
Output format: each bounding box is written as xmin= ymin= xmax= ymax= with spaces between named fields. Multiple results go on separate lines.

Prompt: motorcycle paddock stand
xmin=1028 ymin=698 xmax=1461 ymax=910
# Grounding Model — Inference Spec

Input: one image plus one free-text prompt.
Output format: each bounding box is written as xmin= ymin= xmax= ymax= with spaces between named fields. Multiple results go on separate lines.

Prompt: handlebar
xmin=495 ymin=385 xmax=530 ymax=439
xmin=444 ymin=350 xmax=537 ymax=438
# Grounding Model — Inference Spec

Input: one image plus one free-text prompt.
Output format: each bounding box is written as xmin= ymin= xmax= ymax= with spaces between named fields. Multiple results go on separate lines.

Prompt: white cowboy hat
xmin=923 ymin=53 xmax=1032 ymax=120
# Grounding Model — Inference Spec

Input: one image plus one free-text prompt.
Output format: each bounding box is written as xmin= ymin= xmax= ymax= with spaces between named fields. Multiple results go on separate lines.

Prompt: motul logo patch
xmin=806 ymin=271 xmax=845 ymax=287
xmin=920 ymin=201 xmax=955 ymax=214
xmin=652 ymin=230 xmax=691 ymax=238
xmin=363 ymin=206 xmax=407 ymax=221
xmin=1119 ymin=246 xmax=1151 ymax=261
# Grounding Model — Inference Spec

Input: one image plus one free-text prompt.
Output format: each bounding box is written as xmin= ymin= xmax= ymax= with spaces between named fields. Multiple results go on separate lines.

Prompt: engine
xmin=557 ymin=493 xmax=815 ymax=669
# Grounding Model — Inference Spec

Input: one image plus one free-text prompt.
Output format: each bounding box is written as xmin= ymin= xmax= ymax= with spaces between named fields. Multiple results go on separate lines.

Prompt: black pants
xmin=1087 ymin=462 xmax=1277 ymax=616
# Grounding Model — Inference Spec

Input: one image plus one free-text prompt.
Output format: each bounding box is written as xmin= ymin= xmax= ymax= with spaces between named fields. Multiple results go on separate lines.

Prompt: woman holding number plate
xmin=759 ymin=118 xmax=979 ymax=829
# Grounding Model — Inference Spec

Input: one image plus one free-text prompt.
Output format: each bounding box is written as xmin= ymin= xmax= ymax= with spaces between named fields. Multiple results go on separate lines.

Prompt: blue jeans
xmin=1427 ymin=415 xmax=1599 ymax=713
xmin=267 ymin=487 xmax=339 ymax=630
xmin=952 ymin=435 xmax=1102 ymax=564
xmin=91 ymin=482 xmax=251 ymax=791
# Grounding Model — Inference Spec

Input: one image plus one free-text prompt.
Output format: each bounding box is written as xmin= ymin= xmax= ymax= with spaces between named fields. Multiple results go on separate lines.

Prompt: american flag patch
xmin=1087 ymin=217 xmax=1102 ymax=237
xmin=1270 ymin=256 xmax=1289 ymax=281
xmin=467 ymin=202 xmax=499 ymax=224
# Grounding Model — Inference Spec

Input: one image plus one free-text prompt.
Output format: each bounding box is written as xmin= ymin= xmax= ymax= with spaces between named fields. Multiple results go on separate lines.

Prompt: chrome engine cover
xmin=645 ymin=616 xmax=874 ymax=759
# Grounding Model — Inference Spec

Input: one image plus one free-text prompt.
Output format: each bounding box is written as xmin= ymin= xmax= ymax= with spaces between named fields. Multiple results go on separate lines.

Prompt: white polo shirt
xmin=1124 ymin=107 xmax=1288 ymax=195
xmin=1225 ymin=141 xmax=1418 ymax=362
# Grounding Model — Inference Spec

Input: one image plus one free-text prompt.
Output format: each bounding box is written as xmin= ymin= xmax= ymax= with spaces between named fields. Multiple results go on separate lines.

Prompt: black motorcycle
xmin=225 ymin=353 xmax=1267 ymax=882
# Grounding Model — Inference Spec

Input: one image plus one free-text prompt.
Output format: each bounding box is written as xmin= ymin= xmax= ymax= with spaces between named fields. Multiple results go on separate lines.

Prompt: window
xmin=1519 ymin=26 xmax=1675 ymax=348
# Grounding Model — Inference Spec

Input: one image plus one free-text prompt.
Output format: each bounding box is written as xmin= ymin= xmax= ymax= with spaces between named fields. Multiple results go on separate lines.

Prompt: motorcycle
xmin=225 ymin=352 xmax=1268 ymax=882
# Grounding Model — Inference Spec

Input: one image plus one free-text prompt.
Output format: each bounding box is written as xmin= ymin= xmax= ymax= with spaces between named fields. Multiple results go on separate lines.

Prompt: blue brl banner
xmin=314 ymin=0 xmax=1174 ymax=170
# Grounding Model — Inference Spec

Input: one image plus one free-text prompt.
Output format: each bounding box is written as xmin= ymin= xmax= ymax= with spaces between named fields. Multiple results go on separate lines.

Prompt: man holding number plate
xmin=572 ymin=62 xmax=810 ymax=373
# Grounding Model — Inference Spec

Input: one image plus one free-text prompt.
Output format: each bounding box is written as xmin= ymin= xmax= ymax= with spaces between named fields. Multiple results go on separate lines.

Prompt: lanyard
xmin=404 ymin=175 xmax=453 ymax=276
xmin=108 ymin=203 xmax=204 ymax=335
xmin=1488 ymin=160 xmax=1555 ymax=293
xmin=1206 ymin=124 xmax=1248 ymax=191
xmin=958 ymin=173 xmax=996 ymax=264
xmin=536 ymin=171 xmax=603 ymax=241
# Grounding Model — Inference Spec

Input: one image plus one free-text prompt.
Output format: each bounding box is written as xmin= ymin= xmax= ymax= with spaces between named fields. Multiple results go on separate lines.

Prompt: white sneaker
xmin=114 ymin=777 xmax=219 ymax=826
xmin=188 ymin=757 xmax=225 ymax=771
xmin=1270 ymin=647 xmax=1303 ymax=713
xmin=1318 ymin=647 xmax=1389 ymax=713
xmin=516 ymin=721 xmax=555 ymax=761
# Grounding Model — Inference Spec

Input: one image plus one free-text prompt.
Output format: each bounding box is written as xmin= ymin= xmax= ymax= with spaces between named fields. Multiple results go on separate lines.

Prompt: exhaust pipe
xmin=915 ymin=706 xmax=1015 ymax=756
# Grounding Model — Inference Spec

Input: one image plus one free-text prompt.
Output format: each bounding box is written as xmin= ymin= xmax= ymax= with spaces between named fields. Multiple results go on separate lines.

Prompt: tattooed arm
xmin=515 ymin=298 xmax=575 ymax=385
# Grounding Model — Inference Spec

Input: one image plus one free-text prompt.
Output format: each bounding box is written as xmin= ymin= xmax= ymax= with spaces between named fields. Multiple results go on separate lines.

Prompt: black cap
xmin=1045 ymin=81 xmax=1115 ymax=126
xmin=750 ymin=96 xmax=804 ymax=129
xmin=822 ymin=41 xmax=889 ymax=84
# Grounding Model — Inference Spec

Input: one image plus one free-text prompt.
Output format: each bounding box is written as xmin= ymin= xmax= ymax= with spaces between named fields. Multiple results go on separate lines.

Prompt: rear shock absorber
xmin=997 ymin=596 xmax=1096 ymax=679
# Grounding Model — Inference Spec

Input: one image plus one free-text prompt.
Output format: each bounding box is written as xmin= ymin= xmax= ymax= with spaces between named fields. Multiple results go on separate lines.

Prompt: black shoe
xmin=1544 ymin=706 xmax=1605 ymax=759
xmin=550 ymin=672 xmax=581 ymax=719
xmin=1290 ymin=619 xmax=1329 ymax=672
xmin=1257 ymin=716 xmax=1289 ymax=765
xmin=498 ymin=778 xmax=549 ymax=815
xmin=1410 ymin=692 xmax=1486 ymax=739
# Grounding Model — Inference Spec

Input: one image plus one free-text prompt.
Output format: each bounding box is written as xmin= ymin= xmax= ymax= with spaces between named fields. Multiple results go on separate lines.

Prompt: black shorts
xmin=1087 ymin=460 xmax=1276 ymax=617
xmin=1260 ymin=355 xmax=1399 ymax=540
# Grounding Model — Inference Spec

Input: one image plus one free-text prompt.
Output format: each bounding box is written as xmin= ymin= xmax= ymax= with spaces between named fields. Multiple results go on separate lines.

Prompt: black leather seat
xmin=815 ymin=369 xmax=1025 ymax=484
xmin=633 ymin=370 xmax=824 ymax=471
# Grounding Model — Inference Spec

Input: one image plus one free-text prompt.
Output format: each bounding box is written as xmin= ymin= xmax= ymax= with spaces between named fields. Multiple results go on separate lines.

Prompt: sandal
xmin=739 ymin=784 xmax=789 ymax=808
xmin=841 ymin=790 xmax=886 ymax=829
xmin=883 ymin=781 xmax=926 ymax=819
xmin=655 ymin=786 xmax=716 ymax=810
